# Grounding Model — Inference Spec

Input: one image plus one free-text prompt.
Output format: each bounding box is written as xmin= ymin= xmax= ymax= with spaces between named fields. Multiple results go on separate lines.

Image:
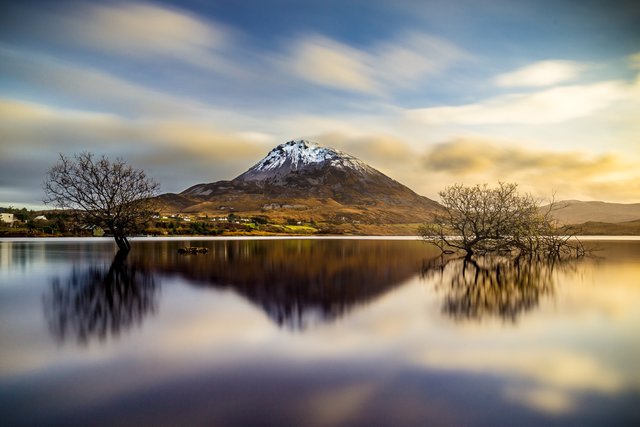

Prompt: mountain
xmin=544 ymin=200 xmax=640 ymax=225
xmin=563 ymin=219 xmax=640 ymax=235
xmin=158 ymin=140 xmax=440 ymax=224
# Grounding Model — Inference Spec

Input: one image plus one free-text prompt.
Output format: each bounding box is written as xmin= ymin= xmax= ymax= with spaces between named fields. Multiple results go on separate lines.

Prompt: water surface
xmin=1 ymin=238 xmax=638 ymax=426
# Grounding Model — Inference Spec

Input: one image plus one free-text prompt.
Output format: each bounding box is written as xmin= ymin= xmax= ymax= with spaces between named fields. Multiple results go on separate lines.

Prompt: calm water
xmin=0 ymin=237 xmax=639 ymax=426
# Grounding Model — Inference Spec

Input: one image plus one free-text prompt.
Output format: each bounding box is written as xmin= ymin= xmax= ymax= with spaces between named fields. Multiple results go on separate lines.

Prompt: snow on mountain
xmin=235 ymin=140 xmax=372 ymax=181
xmin=170 ymin=138 xmax=442 ymax=224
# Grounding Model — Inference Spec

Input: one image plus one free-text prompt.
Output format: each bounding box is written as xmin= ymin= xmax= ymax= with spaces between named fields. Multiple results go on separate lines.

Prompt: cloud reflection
xmin=25 ymin=239 xmax=640 ymax=424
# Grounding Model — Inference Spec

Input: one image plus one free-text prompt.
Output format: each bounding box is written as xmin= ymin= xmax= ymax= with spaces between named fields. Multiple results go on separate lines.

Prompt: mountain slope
xmin=545 ymin=200 xmax=640 ymax=225
xmin=169 ymin=140 xmax=440 ymax=224
xmin=564 ymin=219 xmax=640 ymax=235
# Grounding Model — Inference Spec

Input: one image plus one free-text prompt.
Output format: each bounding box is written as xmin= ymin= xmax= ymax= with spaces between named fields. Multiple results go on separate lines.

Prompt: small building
xmin=0 ymin=213 xmax=14 ymax=225
xmin=34 ymin=215 xmax=47 ymax=221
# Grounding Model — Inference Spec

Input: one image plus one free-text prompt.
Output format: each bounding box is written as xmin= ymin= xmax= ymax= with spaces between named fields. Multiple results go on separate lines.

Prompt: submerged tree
xmin=44 ymin=153 xmax=159 ymax=252
xmin=420 ymin=182 xmax=583 ymax=259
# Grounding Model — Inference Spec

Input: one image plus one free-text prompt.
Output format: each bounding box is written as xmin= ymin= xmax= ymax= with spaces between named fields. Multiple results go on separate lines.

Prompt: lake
xmin=1 ymin=237 xmax=638 ymax=426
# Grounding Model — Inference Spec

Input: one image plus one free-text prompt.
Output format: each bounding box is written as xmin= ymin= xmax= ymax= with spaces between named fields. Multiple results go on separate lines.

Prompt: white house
xmin=34 ymin=215 xmax=47 ymax=221
xmin=0 ymin=213 xmax=14 ymax=225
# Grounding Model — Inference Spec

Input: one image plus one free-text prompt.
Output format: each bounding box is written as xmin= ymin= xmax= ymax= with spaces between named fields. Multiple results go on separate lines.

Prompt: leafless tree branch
xmin=43 ymin=152 xmax=160 ymax=251
xmin=419 ymin=182 xmax=584 ymax=260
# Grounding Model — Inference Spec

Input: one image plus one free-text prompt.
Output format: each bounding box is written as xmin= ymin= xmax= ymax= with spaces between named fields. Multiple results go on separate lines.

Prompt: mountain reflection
xmin=422 ymin=255 xmax=561 ymax=322
xmin=44 ymin=240 xmax=434 ymax=338
xmin=43 ymin=239 xmax=575 ymax=340
xmin=44 ymin=251 xmax=158 ymax=344
xmin=147 ymin=239 xmax=434 ymax=329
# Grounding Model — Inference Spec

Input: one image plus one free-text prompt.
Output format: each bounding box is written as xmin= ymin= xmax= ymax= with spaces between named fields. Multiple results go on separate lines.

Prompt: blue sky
xmin=1 ymin=0 xmax=639 ymax=207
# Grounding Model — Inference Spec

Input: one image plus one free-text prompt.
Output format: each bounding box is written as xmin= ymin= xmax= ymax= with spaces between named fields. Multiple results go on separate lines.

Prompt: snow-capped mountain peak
xmin=236 ymin=139 xmax=370 ymax=181
xmin=176 ymin=138 xmax=441 ymax=221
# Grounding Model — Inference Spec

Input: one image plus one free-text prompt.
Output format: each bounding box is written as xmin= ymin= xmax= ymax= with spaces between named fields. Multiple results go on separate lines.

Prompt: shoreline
xmin=2 ymin=235 xmax=640 ymax=242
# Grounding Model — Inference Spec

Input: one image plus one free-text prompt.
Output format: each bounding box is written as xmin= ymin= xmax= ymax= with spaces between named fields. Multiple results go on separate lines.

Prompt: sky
xmin=1 ymin=0 xmax=639 ymax=208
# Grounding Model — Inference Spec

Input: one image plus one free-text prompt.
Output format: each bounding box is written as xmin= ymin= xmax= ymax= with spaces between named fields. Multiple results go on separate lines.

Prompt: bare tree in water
xmin=44 ymin=153 xmax=159 ymax=252
xmin=420 ymin=182 xmax=584 ymax=260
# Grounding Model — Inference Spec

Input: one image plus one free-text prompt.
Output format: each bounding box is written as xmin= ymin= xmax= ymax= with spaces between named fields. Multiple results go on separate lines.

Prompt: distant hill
xmin=544 ymin=200 xmax=640 ymax=225
xmin=562 ymin=219 xmax=640 ymax=235
xmin=158 ymin=140 xmax=441 ymax=224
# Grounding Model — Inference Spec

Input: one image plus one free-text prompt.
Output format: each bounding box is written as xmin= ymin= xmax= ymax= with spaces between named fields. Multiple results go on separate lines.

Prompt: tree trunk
xmin=110 ymin=227 xmax=131 ymax=253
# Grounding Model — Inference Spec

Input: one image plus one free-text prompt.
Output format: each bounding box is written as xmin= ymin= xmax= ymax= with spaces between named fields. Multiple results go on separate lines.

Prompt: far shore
xmin=2 ymin=235 xmax=640 ymax=242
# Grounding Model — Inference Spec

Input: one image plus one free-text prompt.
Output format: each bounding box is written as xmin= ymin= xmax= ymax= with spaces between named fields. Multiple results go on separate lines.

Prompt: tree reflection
xmin=422 ymin=255 xmax=563 ymax=322
xmin=44 ymin=251 xmax=159 ymax=344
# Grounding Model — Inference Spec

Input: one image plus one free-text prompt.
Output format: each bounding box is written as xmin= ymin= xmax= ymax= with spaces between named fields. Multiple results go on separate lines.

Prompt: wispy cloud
xmin=0 ymin=97 xmax=266 ymax=197
xmin=629 ymin=52 xmax=640 ymax=70
xmin=289 ymin=36 xmax=382 ymax=95
xmin=1 ymin=0 xmax=639 ymax=205
xmin=409 ymin=80 xmax=633 ymax=124
xmin=421 ymin=137 xmax=640 ymax=202
xmin=2 ymin=1 xmax=237 ymax=74
xmin=79 ymin=3 xmax=225 ymax=57
xmin=493 ymin=60 xmax=586 ymax=88
xmin=286 ymin=32 xmax=470 ymax=96
xmin=0 ymin=47 xmax=208 ymax=118
xmin=374 ymin=32 xmax=471 ymax=86
xmin=311 ymin=132 xmax=417 ymax=169
xmin=417 ymin=348 xmax=622 ymax=415
xmin=425 ymin=138 xmax=623 ymax=176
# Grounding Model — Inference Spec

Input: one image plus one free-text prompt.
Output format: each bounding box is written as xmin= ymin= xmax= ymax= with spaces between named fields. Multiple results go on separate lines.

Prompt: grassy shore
xmin=4 ymin=219 xmax=640 ymax=238
xmin=0 ymin=222 xmax=427 ymax=238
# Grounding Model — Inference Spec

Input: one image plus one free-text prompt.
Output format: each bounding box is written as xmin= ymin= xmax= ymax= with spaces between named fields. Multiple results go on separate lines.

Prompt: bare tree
xmin=44 ymin=153 xmax=159 ymax=252
xmin=419 ymin=182 xmax=583 ymax=259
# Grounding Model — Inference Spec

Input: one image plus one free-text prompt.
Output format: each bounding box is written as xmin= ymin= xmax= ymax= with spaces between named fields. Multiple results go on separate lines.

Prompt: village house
xmin=0 ymin=213 xmax=14 ymax=225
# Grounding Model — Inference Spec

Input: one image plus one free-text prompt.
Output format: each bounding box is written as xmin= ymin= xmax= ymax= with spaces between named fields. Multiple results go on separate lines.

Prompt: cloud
xmin=0 ymin=99 xmax=136 ymax=200
xmin=315 ymin=132 xmax=416 ymax=165
xmin=0 ymin=47 xmax=276 ymax=127
xmin=493 ymin=60 xmax=586 ymax=88
xmin=421 ymin=137 xmax=640 ymax=202
xmin=374 ymin=32 xmax=471 ymax=86
xmin=425 ymin=138 xmax=622 ymax=176
xmin=0 ymin=47 xmax=210 ymax=118
xmin=417 ymin=347 xmax=622 ymax=415
xmin=2 ymin=2 xmax=234 ymax=74
xmin=289 ymin=36 xmax=381 ymax=94
xmin=409 ymin=80 xmax=632 ymax=124
xmin=303 ymin=382 xmax=377 ymax=427
xmin=0 ymin=98 xmax=266 ymax=200
xmin=582 ymin=179 xmax=640 ymax=203
xmin=629 ymin=52 xmax=640 ymax=70
xmin=286 ymin=32 xmax=469 ymax=95
xmin=78 ymin=2 xmax=225 ymax=58
xmin=504 ymin=387 xmax=575 ymax=414
xmin=417 ymin=348 xmax=622 ymax=391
